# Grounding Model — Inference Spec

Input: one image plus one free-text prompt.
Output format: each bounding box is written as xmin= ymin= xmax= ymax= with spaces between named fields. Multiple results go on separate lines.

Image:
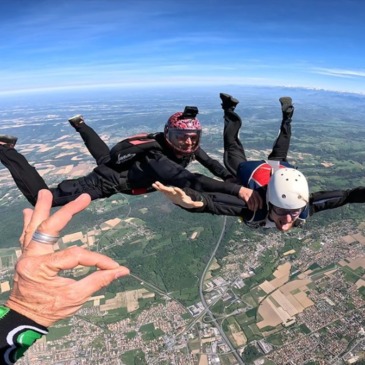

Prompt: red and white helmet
xmin=164 ymin=108 xmax=202 ymax=154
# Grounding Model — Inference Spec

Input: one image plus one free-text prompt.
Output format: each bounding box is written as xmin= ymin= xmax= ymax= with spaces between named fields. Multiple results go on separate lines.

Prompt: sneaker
xmin=68 ymin=114 xmax=84 ymax=128
xmin=279 ymin=97 xmax=294 ymax=117
xmin=0 ymin=134 xmax=18 ymax=147
xmin=220 ymin=93 xmax=239 ymax=111
xmin=279 ymin=97 xmax=292 ymax=111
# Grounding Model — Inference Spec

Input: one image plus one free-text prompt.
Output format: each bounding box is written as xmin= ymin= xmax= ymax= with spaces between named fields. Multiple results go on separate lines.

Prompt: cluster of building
xmin=1 ymin=144 xmax=365 ymax=364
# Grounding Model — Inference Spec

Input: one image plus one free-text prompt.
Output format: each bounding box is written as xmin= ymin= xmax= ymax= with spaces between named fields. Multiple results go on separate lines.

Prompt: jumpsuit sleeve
xmin=179 ymin=188 xmax=250 ymax=218
xmin=0 ymin=306 xmax=48 ymax=364
xmin=194 ymin=148 xmax=233 ymax=180
xmin=309 ymin=187 xmax=365 ymax=216
xmin=146 ymin=152 xmax=242 ymax=196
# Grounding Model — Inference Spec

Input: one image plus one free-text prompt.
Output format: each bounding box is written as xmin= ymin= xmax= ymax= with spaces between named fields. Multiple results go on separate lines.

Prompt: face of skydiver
xmin=167 ymin=130 xmax=201 ymax=156
xmin=164 ymin=108 xmax=202 ymax=156
xmin=269 ymin=204 xmax=303 ymax=231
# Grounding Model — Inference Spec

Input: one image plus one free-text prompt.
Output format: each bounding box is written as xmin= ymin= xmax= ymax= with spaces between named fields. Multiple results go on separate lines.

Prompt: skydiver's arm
xmin=152 ymin=182 xmax=204 ymax=209
xmin=1 ymin=190 xmax=129 ymax=364
xmin=194 ymin=147 xmax=233 ymax=180
xmin=0 ymin=306 xmax=48 ymax=364
xmin=188 ymin=174 xmax=263 ymax=211
xmin=180 ymin=189 xmax=251 ymax=217
xmin=309 ymin=187 xmax=365 ymax=215
xmin=153 ymin=181 xmax=250 ymax=217
xmin=146 ymin=152 xmax=242 ymax=196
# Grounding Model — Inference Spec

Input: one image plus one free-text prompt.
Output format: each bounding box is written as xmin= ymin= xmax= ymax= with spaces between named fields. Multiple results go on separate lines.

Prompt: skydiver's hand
xmin=238 ymin=187 xmax=263 ymax=211
xmin=152 ymin=181 xmax=204 ymax=209
xmin=6 ymin=189 xmax=130 ymax=327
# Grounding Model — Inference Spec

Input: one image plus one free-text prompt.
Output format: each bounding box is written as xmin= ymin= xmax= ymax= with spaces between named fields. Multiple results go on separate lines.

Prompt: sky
xmin=1 ymin=0 xmax=365 ymax=96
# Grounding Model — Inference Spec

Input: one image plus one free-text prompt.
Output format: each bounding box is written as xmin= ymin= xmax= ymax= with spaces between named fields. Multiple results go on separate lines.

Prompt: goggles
xmin=270 ymin=204 xmax=303 ymax=218
xmin=169 ymin=130 xmax=200 ymax=141
xmin=166 ymin=129 xmax=201 ymax=153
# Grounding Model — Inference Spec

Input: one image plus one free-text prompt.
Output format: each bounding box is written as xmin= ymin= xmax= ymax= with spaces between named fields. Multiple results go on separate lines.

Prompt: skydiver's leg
xmin=0 ymin=144 xmax=49 ymax=206
xmin=221 ymin=93 xmax=247 ymax=177
xmin=268 ymin=97 xmax=294 ymax=162
xmin=68 ymin=115 xmax=111 ymax=165
xmin=49 ymin=172 xmax=105 ymax=207
xmin=0 ymin=140 xmax=107 ymax=207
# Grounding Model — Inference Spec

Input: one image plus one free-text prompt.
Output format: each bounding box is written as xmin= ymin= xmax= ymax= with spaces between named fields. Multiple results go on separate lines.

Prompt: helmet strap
xmin=267 ymin=160 xmax=280 ymax=175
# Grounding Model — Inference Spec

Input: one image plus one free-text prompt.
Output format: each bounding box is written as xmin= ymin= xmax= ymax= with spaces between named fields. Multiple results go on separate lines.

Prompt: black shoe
xmin=0 ymin=134 xmax=18 ymax=147
xmin=220 ymin=93 xmax=239 ymax=111
xmin=68 ymin=114 xmax=84 ymax=128
xmin=279 ymin=97 xmax=294 ymax=118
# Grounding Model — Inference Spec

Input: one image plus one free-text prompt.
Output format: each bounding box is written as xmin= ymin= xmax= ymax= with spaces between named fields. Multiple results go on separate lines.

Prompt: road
xmin=198 ymin=216 xmax=245 ymax=365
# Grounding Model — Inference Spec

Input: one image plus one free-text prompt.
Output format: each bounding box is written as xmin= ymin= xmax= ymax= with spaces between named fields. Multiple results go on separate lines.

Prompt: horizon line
xmin=0 ymin=82 xmax=364 ymax=98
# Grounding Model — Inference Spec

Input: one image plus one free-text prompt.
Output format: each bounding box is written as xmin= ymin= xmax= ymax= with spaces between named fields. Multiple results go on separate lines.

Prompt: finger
xmin=152 ymin=181 xmax=166 ymax=191
xmin=23 ymin=208 xmax=34 ymax=230
xmin=44 ymin=246 xmax=127 ymax=273
xmin=26 ymin=194 xmax=91 ymax=256
xmin=23 ymin=190 xmax=53 ymax=247
xmin=152 ymin=181 xmax=161 ymax=190
xmin=37 ymin=194 xmax=91 ymax=236
xmin=69 ymin=266 xmax=130 ymax=301
xmin=172 ymin=187 xmax=186 ymax=197
xmin=19 ymin=208 xmax=34 ymax=247
xmin=153 ymin=181 xmax=174 ymax=194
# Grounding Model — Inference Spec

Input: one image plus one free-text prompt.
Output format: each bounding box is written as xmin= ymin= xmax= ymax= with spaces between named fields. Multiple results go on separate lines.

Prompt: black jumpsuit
xmin=179 ymin=109 xmax=365 ymax=227
xmin=0 ymin=124 xmax=242 ymax=207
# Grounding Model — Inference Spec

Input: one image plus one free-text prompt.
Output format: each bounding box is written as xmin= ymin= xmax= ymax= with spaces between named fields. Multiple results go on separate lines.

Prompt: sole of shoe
xmin=0 ymin=135 xmax=18 ymax=146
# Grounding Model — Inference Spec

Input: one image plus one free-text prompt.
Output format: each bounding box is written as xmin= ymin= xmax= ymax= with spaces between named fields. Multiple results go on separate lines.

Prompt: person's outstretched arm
xmin=194 ymin=147 xmax=233 ymax=180
xmin=0 ymin=190 xmax=129 ymax=364
xmin=153 ymin=181 xmax=251 ymax=217
xmin=146 ymin=153 xmax=262 ymax=211
xmin=309 ymin=187 xmax=365 ymax=215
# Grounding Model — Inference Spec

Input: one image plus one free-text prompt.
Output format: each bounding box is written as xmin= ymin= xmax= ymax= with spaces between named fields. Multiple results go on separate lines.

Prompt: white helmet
xmin=267 ymin=168 xmax=309 ymax=209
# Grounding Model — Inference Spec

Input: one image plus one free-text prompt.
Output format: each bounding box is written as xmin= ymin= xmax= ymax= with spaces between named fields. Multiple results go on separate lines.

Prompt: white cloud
xmin=312 ymin=67 xmax=365 ymax=78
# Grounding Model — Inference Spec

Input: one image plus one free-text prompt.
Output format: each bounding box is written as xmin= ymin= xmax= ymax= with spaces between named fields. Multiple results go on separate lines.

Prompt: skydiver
xmin=153 ymin=93 xmax=365 ymax=232
xmin=0 ymin=106 xmax=258 ymax=208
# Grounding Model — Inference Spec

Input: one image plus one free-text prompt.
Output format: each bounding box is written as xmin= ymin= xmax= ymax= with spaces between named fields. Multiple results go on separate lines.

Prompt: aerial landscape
xmin=1 ymin=86 xmax=365 ymax=365
xmin=1 ymin=0 xmax=365 ymax=364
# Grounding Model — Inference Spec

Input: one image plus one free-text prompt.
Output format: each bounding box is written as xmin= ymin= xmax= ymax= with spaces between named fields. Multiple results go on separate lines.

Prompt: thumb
xmin=72 ymin=266 xmax=130 ymax=300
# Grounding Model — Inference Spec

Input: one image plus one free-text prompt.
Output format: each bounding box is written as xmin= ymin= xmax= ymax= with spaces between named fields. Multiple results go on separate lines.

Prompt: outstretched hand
xmin=152 ymin=181 xmax=204 ymax=209
xmin=6 ymin=190 xmax=130 ymax=327
xmin=238 ymin=186 xmax=263 ymax=211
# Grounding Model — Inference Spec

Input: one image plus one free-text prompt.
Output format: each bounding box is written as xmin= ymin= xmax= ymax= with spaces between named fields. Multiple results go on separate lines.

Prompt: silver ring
xmin=32 ymin=231 xmax=60 ymax=245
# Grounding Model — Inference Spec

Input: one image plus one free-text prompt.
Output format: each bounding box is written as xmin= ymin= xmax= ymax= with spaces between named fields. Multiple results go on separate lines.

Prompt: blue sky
xmin=1 ymin=0 xmax=365 ymax=95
